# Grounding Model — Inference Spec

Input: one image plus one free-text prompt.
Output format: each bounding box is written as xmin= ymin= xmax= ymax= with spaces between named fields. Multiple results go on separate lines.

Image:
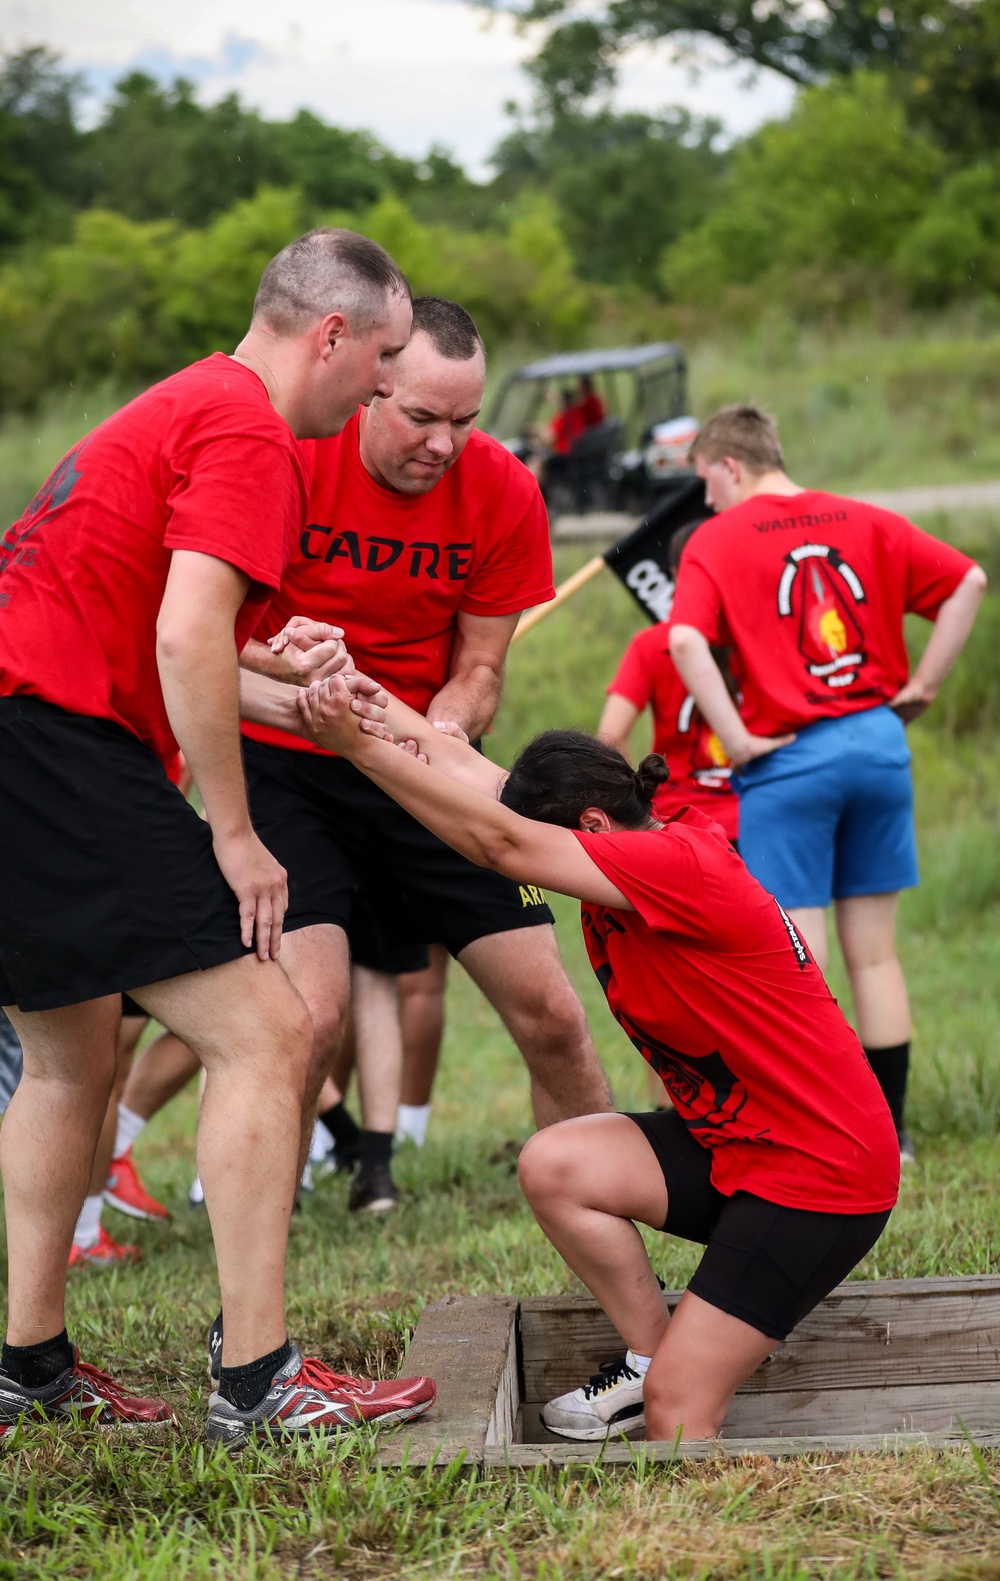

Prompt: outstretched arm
xmin=298 ymin=676 xmax=632 ymax=910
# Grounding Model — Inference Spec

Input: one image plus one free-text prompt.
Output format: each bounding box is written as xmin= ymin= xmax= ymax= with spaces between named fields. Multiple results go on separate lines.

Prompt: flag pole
xmin=510 ymin=555 xmax=607 ymax=645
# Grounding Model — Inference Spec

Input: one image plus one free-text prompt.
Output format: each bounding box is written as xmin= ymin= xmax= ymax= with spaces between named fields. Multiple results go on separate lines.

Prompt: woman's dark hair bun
xmin=634 ymin=754 xmax=670 ymax=804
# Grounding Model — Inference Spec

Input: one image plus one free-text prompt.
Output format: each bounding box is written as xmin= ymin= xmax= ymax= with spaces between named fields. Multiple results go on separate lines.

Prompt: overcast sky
xmin=0 ymin=0 xmax=796 ymax=176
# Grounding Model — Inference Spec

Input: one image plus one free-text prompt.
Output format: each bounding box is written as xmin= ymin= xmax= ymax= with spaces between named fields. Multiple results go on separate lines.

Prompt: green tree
xmin=478 ymin=0 xmax=1000 ymax=158
xmin=895 ymin=161 xmax=1000 ymax=303
xmin=0 ymin=47 xmax=84 ymax=249
xmin=659 ymin=73 xmax=941 ymax=302
xmin=80 ymin=73 xmax=285 ymax=225
xmin=493 ymin=106 xmax=722 ymax=290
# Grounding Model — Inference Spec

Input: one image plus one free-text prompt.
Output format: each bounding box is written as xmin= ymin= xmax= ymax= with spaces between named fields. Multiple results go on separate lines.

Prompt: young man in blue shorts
xmin=669 ymin=405 xmax=986 ymax=1159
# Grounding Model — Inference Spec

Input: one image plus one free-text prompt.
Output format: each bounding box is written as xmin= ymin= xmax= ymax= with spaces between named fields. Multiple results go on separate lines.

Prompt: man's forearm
xmin=239 ymin=668 xmax=309 ymax=738
xmin=911 ymin=565 xmax=987 ymax=697
xmin=669 ymin=626 xmax=750 ymax=760
xmin=426 ymin=665 xmax=503 ymax=740
xmin=159 ymin=633 xmax=252 ymax=840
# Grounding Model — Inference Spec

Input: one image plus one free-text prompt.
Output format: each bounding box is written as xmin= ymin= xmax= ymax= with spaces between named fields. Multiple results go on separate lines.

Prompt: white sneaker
xmin=541 ymin=1351 xmax=645 ymax=1441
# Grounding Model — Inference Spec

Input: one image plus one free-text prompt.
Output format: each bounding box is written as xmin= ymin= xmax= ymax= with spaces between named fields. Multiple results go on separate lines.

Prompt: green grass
xmin=2 ymin=397 xmax=1000 ymax=1575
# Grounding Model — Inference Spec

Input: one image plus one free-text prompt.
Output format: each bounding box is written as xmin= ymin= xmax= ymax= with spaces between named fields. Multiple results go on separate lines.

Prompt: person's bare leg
xmin=786 ymin=906 xmax=829 ymax=973
xmin=271 ymin=923 xmax=351 ymax=1177
xmin=329 ymin=1008 xmax=355 ymax=1100
xmin=87 ymin=1031 xmax=138 ymax=1198
xmin=399 ymin=945 xmax=448 ymax=1108
xmin=122 ymin=1031 xmax=200 ymax=1121
xmin=518 ymin=1115 xmax=775 ymax=1440
xmin=2 ymin=996 xmax=121 ymax=1345
xmin=643 ymin=1294 xmax=775 ymax=1440
xmin=519 ymin=1115 xmax=671 ymax=1354
xmin=459 ymin=926 xmax=612 ymax=1127
xmin=353 ymin=967 xmax=403 ymax=1134
xmin=132 ymin=955 xmax=311 ymax=1369
xmin=835 ymin=892 xmax=910 ymax=1047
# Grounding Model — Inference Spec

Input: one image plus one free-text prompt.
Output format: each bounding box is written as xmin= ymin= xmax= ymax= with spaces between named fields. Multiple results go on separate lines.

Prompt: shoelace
xmin=582 ymin=1356 xmax=640 ymax=1400
xmin=292 ymin=1356 xmax=363 ymax=1394
xmin=74 ymin=1360 xmax=137 ymax=1409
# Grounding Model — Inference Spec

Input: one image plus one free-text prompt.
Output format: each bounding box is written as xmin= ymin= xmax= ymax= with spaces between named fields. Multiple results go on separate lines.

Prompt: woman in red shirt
xmin=301 ymin=678 xmax=899 ymax=1444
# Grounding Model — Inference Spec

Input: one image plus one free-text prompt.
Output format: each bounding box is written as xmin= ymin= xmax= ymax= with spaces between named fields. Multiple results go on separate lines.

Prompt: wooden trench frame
xmin=379 ymin=1276 xmax=1000 ymax=1469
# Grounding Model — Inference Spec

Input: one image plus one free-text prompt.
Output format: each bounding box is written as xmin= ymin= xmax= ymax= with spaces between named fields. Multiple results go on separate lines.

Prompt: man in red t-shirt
xmin=239 ymin=297 xmax=613 ymax=1161
xmin=0 ymin=229 xmax=436 ymax=1445
xmin=669 ymin=404 xmax=986 ymax=1158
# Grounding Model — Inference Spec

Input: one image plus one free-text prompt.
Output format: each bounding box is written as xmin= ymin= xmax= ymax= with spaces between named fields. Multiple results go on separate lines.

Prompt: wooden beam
xmin=486 ymin=1430 xmax=1000 ymax=1470
xmin=378 ymin=1294 xmax=517 ymax=1469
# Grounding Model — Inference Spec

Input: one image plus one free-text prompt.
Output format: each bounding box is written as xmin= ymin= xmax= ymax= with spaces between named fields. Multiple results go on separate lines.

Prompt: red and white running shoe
xmin=69 ymin=1227 xmax=141 ymax=1268
xmin=104 ymin=1149 xmax=169 ymax=1221
xmin=0 ymin=1348 xmax=174 ymax=1435
xmin=206 ymin=1347 xmax=435 ymax=1448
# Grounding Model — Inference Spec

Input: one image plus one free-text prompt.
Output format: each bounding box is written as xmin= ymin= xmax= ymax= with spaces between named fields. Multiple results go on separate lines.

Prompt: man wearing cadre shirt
xmin=240 ymin=296 xmax=613 ymax=1151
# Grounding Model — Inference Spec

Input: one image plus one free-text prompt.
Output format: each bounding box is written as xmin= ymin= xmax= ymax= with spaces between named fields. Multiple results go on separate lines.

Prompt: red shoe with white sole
xmin=69 ymin=1227 xmax=141 ymax=1268
xmin=206 ymin=1347 xmax=435 ymax=1448
xmin=104 ymin=1149 xmax=169 ymax=1221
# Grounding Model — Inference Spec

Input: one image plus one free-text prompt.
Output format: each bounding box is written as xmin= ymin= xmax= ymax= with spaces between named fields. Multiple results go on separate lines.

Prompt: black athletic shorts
xmin=627 ymin=1108 xmax=892 ymax=1341
xmin=348 ymin=893 xmax=429 ymax=975
xmin=242 ymin=737 xmax=554 ymax=955
xmin=0 ymin=698 xmax=252 ymax=1011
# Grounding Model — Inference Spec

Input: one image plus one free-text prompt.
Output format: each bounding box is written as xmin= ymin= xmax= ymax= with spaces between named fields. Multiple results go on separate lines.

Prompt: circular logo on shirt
xmin=777 ymin=544 xmax=867 ymax=688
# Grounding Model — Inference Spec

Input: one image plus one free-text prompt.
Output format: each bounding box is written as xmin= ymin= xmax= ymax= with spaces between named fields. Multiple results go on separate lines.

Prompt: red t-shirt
xmin=0 ymin=354 xmax=305 ymax=764
xmin=243 ymin=414 xmax=555 ymax=755
xmin=551 ymin=408 xmax=584 ymax=455
xmin=670 ymin=490 xmax=975 ymax=735
xmin=573 ymin=392 xmax=606 ymax=429
xmin=608 ymin=623 xmax=739 ymax=841
xmin=575 ymin=809 xmax=899 ymax=1214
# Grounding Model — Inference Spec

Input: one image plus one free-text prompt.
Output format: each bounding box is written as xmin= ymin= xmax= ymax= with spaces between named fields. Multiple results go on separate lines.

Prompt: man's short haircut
xmin=410 ymin=296 xmax=485 ymax=361
xmin=253 ymin=228 xmax=410 ymax=337
xmin=690 ymin=404 xmax=784 ymax=474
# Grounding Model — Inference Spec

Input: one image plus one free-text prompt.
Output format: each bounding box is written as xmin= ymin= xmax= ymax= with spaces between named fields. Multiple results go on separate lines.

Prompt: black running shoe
xmin=348 ymin=1164 xmax=399 ymax=1215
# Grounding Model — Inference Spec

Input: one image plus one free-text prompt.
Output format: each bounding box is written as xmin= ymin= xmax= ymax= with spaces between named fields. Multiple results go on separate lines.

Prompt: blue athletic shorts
xmin=735 ymin=706 xmax=918 ymax=909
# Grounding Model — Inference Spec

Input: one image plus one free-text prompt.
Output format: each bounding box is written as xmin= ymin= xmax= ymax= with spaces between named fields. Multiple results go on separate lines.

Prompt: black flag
xmin=603 ymin=476 xmax=711 ymax=623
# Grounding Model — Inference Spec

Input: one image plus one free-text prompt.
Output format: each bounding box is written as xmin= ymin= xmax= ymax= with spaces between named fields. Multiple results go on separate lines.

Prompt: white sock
xmin=626 ymin=1349 xmax=651 ymax=1377
xmin=74 ymin=1194 xmax=104 ymax=1250
xmin=113 ymin=1104 xmax=146 ymax=1159
xmin=395 ymin=1103 xmax=431 ymax=1147
xmin=189 ymin=1175 xmax=204 ymax=1205
xmin=308 ymin=1118 xmax=329 ymax=1163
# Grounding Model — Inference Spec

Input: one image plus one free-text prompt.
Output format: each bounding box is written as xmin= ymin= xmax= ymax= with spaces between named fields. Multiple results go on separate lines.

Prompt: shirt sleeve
xmin=608 ymin=629 xmax=659 ymax=707
xmin=164 ymin=435 xmax=304 ymax=592
xmin=459 ymin=454 xmax=555 ymax=617
xmin=669 ymin=547 xmax=730 ymax=644
xmin=573 ymin=827 xmax=712 ymax=939
xmin=895 ymin=514 xmax=977 ymax=619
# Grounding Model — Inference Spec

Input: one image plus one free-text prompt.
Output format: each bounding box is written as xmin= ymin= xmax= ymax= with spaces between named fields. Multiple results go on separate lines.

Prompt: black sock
xmin=864 ymin=1042 xmax=910 ymax=1133
xmin=2 ymin=1329 xmax=75 ymax=1389
xmin=219 ymin=1338 xmax=294 ymax=1412
xmin=358 ymin=1129 xmax=393 ymax=1174
xmin=318 ymin=1102 xmax=360 ymax=1151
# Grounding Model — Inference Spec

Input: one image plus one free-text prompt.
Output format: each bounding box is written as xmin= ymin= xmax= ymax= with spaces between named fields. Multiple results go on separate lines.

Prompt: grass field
xmin=2 ymin=395 xmax=1000 ymax=1577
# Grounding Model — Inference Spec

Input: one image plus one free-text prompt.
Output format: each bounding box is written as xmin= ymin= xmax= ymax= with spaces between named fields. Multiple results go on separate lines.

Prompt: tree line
xmin=0 ymin=27 xmax=997 ymax=412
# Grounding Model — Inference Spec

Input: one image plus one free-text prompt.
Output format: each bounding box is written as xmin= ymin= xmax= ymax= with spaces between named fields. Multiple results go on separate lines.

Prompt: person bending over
xmin=239 ymin=295 xmax=612 ymax=1171
xmin=296 ymin=680 xmax=900 ymax=1443
xmin=669 ymin=405 xmax=985 ymax=1160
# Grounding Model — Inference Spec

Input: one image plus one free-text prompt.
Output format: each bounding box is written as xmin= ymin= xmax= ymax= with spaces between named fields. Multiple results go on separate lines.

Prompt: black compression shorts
xmin=0 ymin=698 xmax=252 ymax=1011
xmin=242 ymin=737 xmax=554 ymax=956
xmin=627 ymin=1108 xmax=891 ymax=1341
